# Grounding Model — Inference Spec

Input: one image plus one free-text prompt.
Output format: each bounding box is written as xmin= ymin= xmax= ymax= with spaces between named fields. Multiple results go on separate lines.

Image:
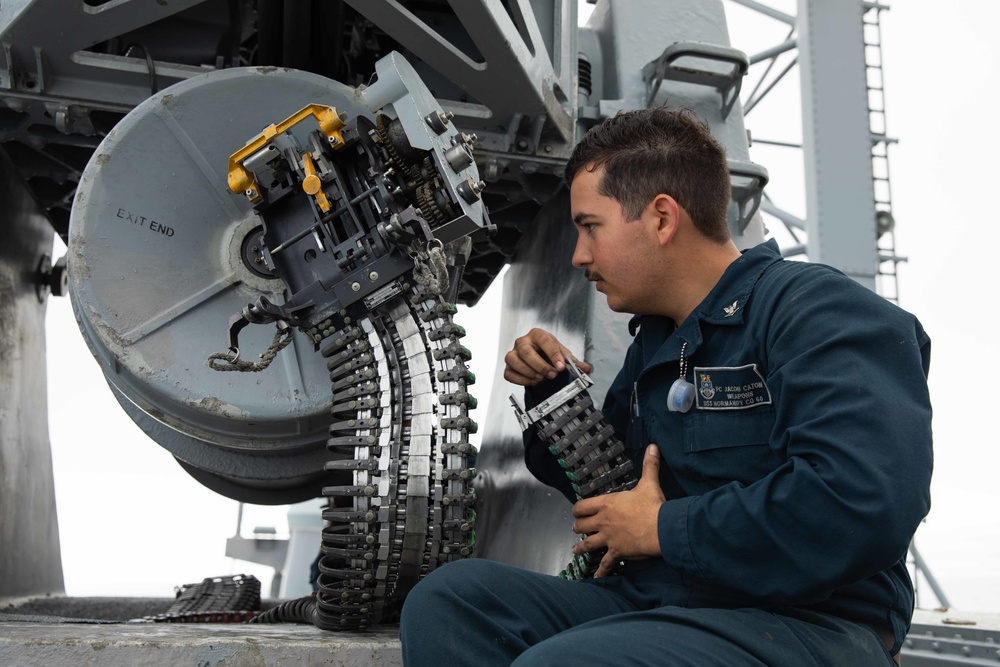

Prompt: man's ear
xmin=650 ymin=194 xmax=680 ymax=247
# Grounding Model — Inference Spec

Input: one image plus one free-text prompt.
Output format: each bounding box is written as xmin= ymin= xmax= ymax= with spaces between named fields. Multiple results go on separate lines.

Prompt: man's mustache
xmin=585 ymin=270 xmax=604 ymax=282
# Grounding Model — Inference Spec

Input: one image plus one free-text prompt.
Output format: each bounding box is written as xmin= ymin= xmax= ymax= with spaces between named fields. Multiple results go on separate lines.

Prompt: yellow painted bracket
xmin=301 ymin=151 xmax=331 ymax=212
xmin=227 ymin=103 xmax=347 ymax=203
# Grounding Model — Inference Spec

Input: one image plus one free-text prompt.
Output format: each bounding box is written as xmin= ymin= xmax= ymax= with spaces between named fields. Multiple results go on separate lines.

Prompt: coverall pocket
xmin=680 ymin=408 xmax=780 ymax=484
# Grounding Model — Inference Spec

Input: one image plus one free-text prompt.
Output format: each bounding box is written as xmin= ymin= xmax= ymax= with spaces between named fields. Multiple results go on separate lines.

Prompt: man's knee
xmin=411 ymin=557 xmax=500 ymax=596
xmin=401 ymin=559 xmax=524 ymax=665
xmin=401 ymin=559 xmax=499 ymax=624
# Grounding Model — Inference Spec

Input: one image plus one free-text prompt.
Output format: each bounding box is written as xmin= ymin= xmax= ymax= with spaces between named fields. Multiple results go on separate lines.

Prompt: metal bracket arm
xmin=227 ymin=103 xmax=348 ymax=203
xmin=728 ymin=159 xmax=770 ymax=233
xmin=643 ymin=41 xmax=750 ymax=118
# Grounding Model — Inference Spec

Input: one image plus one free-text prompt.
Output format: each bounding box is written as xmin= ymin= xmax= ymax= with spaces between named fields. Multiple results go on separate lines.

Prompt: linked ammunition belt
xmin=511 ymin=364 xmax=637 ymax=579
xmin=147 ymin=574 xmax=260 ymax=623
xmin=317 ymin=288 xmax=478 ymax=629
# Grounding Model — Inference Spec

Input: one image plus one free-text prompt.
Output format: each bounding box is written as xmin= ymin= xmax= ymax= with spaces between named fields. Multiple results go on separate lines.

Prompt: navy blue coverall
xmin=401 ymin=240 xmax=933 ymax=666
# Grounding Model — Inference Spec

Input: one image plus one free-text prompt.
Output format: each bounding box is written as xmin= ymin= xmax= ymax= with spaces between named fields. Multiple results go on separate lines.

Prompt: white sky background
xmin=43 ymin=1 xmax=1000 ymax=611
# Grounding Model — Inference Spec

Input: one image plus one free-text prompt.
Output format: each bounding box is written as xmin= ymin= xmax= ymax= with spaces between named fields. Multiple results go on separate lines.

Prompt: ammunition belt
xmin=316 ymin=287 xmax=477 ymax=629
xmin=511 ymin=365 xmax=636 ymax=580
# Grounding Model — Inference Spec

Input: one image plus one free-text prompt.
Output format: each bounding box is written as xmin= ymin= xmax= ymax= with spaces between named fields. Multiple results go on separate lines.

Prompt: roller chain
xmin=510 ymin=364 xmax=638 ymax=580
xmin=315 ymin=287 xmax=477 ymax=630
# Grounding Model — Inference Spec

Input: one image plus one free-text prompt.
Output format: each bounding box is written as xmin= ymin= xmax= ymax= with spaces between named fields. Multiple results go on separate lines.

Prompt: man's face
xmin=570 ymin=166 xmax=659 ymax=314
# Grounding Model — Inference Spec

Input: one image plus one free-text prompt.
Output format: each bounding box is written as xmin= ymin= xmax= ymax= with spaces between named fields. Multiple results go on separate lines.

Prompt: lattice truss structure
xmin=722 ymin=0 xmax=902 ymax=300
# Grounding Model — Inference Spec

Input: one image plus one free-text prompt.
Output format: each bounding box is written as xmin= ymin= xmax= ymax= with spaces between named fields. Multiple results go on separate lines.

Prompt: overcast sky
xmin=858 ymin=0 xmax=1000 ymax=613
xmin=44 ymin=0 xmax=1000 ymax=613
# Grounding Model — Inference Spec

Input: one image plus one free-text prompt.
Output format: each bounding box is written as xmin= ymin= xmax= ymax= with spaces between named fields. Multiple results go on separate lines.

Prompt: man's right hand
xmin=503 ymin=328 xmax=593 ymax=387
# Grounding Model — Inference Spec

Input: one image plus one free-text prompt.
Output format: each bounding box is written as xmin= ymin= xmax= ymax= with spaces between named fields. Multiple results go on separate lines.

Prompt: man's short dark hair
xmin=564 ymin=107 xmax=732 ymax=243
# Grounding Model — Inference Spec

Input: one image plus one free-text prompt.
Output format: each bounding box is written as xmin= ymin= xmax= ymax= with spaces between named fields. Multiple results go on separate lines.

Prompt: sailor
xmin=400 ymin=106 xmax=931 ymax=666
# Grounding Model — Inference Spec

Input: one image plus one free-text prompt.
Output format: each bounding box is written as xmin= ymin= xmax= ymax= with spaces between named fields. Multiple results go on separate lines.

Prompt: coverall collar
xmin=630 ymin=239 xmax=784 ymax=365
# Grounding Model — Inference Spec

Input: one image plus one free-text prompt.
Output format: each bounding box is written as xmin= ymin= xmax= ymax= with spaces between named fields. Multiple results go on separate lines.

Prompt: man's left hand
xmin=571 ymin=444 xmax=666 ymax=578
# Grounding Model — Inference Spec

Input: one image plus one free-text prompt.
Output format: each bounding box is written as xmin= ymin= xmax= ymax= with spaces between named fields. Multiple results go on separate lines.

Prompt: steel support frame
xmin=726 ymin=0 xmax=881 ymax=285
xmin=0 ymin=149 xmax=65 ymax=600
xmin=0 ymin=0 xmax=208 ymax=107
xmin=343 ymin=0 xmax=577 ymax=154
xmin=797 ymin=0 xmax=877 ymax=287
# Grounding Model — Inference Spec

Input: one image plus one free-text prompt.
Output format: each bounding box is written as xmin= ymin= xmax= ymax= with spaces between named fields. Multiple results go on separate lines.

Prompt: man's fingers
xmin=503 ymin=350 xmax=544 ymax=385
xmin=503 ymin=366 xmax=540 ymax=387
xmin=571 ymin=532 xmax=606 ymax=556
xmin=504 ymin=328 xmax=593 ymax=385
xmin=526 ymin=329 xmax=570 ymax=377
xmin=639 ymin=444 xmax=661 ymax=484
xmin=572 ymin=497 xmax=600 ymax=519
xmin=512 ymin=334 xmax=560 ymax=378
xmin=593 ymin=550 xmax=619 ymax=579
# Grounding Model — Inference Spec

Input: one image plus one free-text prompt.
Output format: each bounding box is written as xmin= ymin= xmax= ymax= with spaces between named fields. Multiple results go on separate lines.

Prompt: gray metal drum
xmin=68 ymin=67 xmax=372 ymax=502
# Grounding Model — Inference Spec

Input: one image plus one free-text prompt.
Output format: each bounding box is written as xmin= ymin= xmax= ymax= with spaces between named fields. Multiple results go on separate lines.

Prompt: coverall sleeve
xmin=657 ymin=270 xmax=933 ymax=602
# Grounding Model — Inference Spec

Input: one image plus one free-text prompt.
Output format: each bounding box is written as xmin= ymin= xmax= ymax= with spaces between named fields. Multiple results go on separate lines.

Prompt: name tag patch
xmin=694 ymin=364 xmax=772 ymax=410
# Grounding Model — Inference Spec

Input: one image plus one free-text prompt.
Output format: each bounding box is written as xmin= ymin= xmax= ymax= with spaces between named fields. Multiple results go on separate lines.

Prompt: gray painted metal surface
xmin=0 ymin=0 xmax=208 ymax=103
xmin=69 ymin=67 xmax=360 ymax=452
xmin=345 ymin=0 xmax=577 ymax=150
xmin=66 ymin=67 xmax=379 ymax=502
xmin=0 ymin=150 xmax=64 ymax=599
xmin=797 ymin=0 xmax=878 ymax=286
xmin=0 ymin=0 xmax=233 ymax=235
xmin=903 ymin=610 xmax=1000 ymax=666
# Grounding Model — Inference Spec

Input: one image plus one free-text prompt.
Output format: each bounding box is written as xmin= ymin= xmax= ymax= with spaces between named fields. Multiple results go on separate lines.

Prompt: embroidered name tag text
xmin=693 ymin=364 xmax=772 ymax=410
